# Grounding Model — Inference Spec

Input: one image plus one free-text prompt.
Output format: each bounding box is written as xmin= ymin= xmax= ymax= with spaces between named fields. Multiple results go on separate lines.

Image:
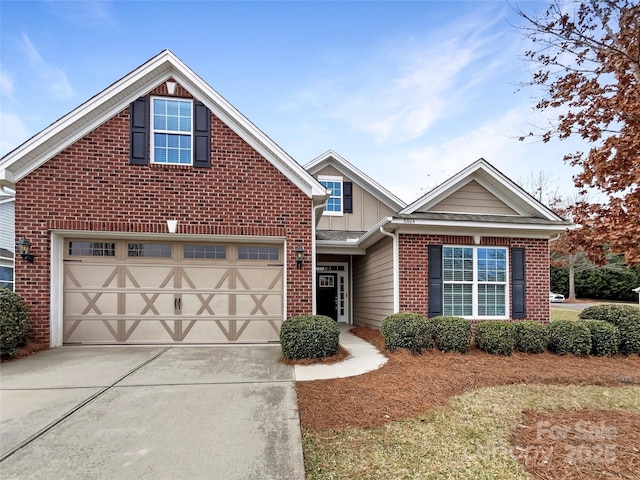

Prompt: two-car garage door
xmin=63 ymin=239 xmax=284 ymax=344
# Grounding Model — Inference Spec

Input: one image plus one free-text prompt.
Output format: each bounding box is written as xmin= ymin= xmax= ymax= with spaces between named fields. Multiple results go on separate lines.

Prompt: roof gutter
xmin=379 ymin=225 xmax=399 ymax=313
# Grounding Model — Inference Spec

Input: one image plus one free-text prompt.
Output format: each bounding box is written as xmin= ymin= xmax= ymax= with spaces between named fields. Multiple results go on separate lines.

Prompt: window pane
xmin=128 ymin=243 xmax=172 ymax=258
xmin=477 ymin=248 xmax=507 ymax=283
xmin=443 ymin=247 xmax=473 ymax=282
xmin=320 ymin=179 xmax=343 ymax=213
xmin=152 ymin=98 xmax=192 ymax=165
xmin=184 ymin=245 xmax=226 ymax=259
xmin=443 ymin=284 xmax=472 ymax=316
xmin=478 ymin=284 xmax=506 ymax=316
xmin=237 ymin=246 xmax=279 ymax=260
xmin=69 ymin=242 xmax=116 ymax=256
xmin=0 ymin=266 xmax=13 ymax=282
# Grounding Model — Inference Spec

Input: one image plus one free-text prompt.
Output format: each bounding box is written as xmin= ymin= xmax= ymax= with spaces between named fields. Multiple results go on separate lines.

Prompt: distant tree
xmin=517 ymin=0 xmax=640 ymax=265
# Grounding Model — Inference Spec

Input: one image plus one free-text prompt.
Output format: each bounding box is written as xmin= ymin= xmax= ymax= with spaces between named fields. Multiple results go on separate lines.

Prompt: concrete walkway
xmin=294 ymin=325 xmax=388 ymax=381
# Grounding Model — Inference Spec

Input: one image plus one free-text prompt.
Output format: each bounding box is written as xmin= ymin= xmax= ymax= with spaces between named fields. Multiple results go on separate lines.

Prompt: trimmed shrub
xmin=617 ymin=318 xmax=640 ymax=355
xmin=428 ymin=316 xmax=472 ymax=354
xmin=578 ymin=304 xmax=640 ymax=325
xmin=1 ymin=288 xmax=30 ymax=358
xmin=514 ymin=321 xmax=549 ymax=354
xmin=474 ymin=321 xmax=516 ymax=356
xmin=280 ymin=315 xmax=340 ymax=360
xmin=381 ymin=312 xmax=433 ymax=353
xmin=579 ymin=319 xmax=620 ymax=357
xmin=579 ymin=304 xmax=640 ymax=355
xmin=548 ymin=320 xmax=592 ymax=356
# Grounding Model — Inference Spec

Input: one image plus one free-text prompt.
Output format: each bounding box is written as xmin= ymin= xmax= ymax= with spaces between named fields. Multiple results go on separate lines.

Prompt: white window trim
xmin=442 ymin=245 xmax=509 ymax=319
xmin=150 ymin=96 xmax=194 ymax=165
xmin=318 ymin=175 xmax=343 ymax=216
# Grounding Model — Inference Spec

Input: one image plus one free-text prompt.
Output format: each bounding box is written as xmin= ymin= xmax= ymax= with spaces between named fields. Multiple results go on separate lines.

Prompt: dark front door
xmin=317 ymin=273 xmax=338 ymax=321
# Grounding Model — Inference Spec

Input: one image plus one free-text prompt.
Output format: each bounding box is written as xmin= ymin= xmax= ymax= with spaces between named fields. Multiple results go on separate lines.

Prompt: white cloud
xmin=286 ymin=6 xmax=514 ymax=146
xmin=20 ymin=34 xmax=74 ymax=100
xmin=0 ymin=72 xmax=14 ymax=99
xmin=0 ymin=111 xmax=30 ymax=156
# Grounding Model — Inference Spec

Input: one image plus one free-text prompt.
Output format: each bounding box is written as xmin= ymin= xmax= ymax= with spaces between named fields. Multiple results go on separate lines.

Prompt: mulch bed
xmin=296 ymin=327 xmax=640 ymax=431
xmin=511 ymin=409 xmax=640 ymax=479
xmin=0 ymin=341 xmax=48 ymax=363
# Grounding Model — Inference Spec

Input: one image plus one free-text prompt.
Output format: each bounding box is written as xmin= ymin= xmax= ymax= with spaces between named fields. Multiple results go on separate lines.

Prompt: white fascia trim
xmin=316 ymin=242 xmax=366 ymax=255
xmin=305 ymin=150 xmax=406 ymax=210
xmin=390 ymin=217 xmax=569 ymax=231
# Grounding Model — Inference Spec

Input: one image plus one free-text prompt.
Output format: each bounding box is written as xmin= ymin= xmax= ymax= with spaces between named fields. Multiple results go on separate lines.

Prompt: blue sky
xmin=0 ymin=0 xmax=586 ymax=204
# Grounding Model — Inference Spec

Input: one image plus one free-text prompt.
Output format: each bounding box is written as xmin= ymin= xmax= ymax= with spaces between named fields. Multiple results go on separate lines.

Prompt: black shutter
xmin=428 ymin=245 xmax=443 ymax=318
xmin=511 ymin=247 xmax=526 ymax=318
xmin=130 ymin=97 xmax=149 ymax=165
xmin=193 ymin=101 xmax=211 ymax=168
xmin=343 ymin=182 xmax=353 ymax=213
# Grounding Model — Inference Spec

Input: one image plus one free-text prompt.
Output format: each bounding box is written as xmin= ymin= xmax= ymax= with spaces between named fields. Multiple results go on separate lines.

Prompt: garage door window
xmin=128 ymin=243 xmax=172 ymax=257
xmin=238 ymin=246 xmax=279 ymax=260
xmin=69 ymin=241 xmax=116 ymax=256
xmin=184 ymin=244 xmax=226 ymax=259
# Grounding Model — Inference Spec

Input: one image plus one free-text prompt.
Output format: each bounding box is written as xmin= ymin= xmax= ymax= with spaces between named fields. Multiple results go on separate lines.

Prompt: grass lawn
xmin=299 ymin=325 xmax=640 ymax=479
xmin=304 ymin=385 xmax=640 ymax=480
xmin=550 ymin=307 xmax=581 ymax=321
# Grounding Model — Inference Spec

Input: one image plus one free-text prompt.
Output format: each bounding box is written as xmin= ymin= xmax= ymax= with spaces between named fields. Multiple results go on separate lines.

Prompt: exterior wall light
xmin=295 ymin=246 xmax=304 ymax=269
xmin=17 ymin=238 xmax=35 ymax=263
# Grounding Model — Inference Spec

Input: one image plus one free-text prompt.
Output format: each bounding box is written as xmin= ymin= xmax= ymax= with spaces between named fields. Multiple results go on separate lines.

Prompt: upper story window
xmin=442 ymin=246 xmax=508 ymax=318
xmin=319 ymin=175 xmax=343 ymax=216
xmin=151 ymin=97 xmax=193 ymax=165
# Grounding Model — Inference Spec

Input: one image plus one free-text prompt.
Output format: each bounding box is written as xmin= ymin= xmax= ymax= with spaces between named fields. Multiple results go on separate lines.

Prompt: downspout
xmin=312 ymin=198 xmax=329 ymax=314
xmin=379 ymin=225 xmax=399 ymax=313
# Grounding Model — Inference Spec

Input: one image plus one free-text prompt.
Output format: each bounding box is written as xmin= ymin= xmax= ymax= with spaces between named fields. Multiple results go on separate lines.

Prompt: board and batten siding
xmin=423 ymin=180 xmax=518 ymax=216
xmin=353 ymin=236 xmax=394 ymax=329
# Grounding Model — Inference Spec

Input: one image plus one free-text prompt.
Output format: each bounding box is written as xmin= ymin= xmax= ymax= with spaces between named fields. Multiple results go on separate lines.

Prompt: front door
xmin=317 ymin=273 xmax=337 ymax=321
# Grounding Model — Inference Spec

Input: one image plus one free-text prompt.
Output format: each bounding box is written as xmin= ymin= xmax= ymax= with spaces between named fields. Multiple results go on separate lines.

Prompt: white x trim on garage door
xmin=62 ymin=239 xmax=284 ymax=344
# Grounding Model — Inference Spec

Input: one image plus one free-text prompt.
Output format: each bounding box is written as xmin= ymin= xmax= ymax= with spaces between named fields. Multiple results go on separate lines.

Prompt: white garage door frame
xmin=49 ymin=231 xmax=287 ymax=347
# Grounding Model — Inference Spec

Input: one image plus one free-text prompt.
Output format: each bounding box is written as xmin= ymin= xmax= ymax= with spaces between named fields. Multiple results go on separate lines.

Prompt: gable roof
xmin=305 ymin=150 xmax=406 ymax=211
xmin=400 ymin=158 xmax=564 ymax=221
xmin=0 ymin=50 xmax=327 ymax=201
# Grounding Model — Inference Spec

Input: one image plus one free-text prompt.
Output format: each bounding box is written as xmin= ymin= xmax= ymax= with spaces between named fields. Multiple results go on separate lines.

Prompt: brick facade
xmin=398 ymin=234 xmax=550 ymax=322
xmin=14 ymin=84 xmax=313 ymax=344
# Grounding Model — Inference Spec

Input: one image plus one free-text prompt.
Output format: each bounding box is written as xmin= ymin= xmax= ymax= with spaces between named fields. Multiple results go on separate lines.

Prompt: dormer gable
xmin=305 ymin=150 xmax=406 ymax=232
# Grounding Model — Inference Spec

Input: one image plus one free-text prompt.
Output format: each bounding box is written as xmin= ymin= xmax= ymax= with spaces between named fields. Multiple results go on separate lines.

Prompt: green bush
xmin=1 ymin=288 xmax=30 ymax=358
xmin=616 ymin=318 xmax=640 ymax=355
xmin=579 ymin=304 xmax=640 ymax=355
xmin=548 ymin=320 xmax=592 ymax=356
xmin=381 ymin=312 xmax=433 ymax=353
xmin=579 ymin=319 xmax=620 ymax=357
xmin=579 ymin=304 xmax=640 ymax=325
xmin=280 ymin=315 xmax=340 ymax=359
xmin=514 ymin=321 xmax=549 ymax=354
xmin=474 ymin=321 xmax=516 ymax=356
xmin=428 ymin=316 xmax=472 ymax=354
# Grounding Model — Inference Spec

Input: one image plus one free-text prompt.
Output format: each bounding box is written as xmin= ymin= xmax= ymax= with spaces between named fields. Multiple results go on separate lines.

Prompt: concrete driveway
xmin=0 ymin=346 xmax=304 ymax=480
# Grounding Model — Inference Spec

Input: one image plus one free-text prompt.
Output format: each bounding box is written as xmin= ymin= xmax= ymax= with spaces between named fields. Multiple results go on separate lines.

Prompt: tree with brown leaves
xmin=518 ymin=0 xmax=640 ymax=265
